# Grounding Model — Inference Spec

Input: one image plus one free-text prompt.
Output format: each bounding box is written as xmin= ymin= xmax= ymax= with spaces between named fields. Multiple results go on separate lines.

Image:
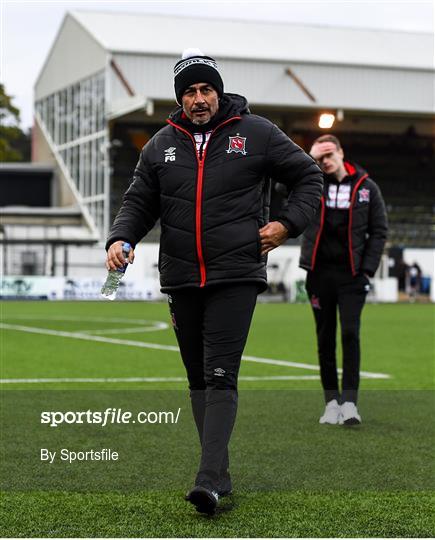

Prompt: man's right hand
xmin=106 ymin=241 xmax=135 ymax=271
xmin=259 ymin=221 xmax=289 ymax=255
xmin=310 ymin=141 xmax=336 ymax=161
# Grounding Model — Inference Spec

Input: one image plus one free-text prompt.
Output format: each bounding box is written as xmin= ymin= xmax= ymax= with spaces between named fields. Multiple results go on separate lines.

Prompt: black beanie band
xmin=174 ymin=55 xmax=224 ymax=104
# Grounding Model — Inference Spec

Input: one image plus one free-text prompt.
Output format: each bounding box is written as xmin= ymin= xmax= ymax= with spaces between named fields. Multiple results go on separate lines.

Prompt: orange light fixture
xmin=318 ymin=113 xmax=335 ymax=129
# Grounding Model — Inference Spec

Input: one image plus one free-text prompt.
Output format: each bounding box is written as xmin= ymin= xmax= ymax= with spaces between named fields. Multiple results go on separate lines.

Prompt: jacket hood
xmin=344 ymin=161 xmax=368 ymax=179
xmin=325 ymin=161 xmax=369 ymax=185
xmin=168 ymin=93 xmax=250 ymax=131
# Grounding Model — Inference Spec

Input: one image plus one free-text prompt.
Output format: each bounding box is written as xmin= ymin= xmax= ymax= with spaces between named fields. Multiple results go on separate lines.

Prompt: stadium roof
xmin=70 ymin=10 xmax=433 ymax=71
xmin=0 ymin=163 xmax=54 ymax=173
xmin=1 ymin=206 xmax=99 ymax=244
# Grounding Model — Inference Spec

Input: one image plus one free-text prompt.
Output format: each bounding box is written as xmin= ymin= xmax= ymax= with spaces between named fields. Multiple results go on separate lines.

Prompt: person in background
xmin=408 ymin=261 xmax=422 ymax=301
xmin=299 ymin=134 xmax=387 ymax=425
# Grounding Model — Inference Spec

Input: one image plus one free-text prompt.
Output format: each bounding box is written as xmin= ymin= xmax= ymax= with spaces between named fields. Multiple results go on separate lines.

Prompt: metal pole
xmin=51 ymin=244 xmax=56 ymax=276
xmin=3 ymin=242 xmax=6 ymax=277
xmin=63 ymin=244 xmax=68 ymax=277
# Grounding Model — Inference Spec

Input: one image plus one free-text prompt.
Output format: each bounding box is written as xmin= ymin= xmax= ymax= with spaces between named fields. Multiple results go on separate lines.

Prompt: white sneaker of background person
xmin=319 ymin=399 xmax=341 ymax=424
xmin=339 ymin=402 xmax=362 ymax=425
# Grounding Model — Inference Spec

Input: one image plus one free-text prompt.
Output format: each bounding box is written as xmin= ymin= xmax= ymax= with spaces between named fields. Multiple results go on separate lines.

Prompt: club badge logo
xmin=358 ymin=188 xmax=370 ymax=203
xmin=226 ymin=134 xmax=247 ymax=155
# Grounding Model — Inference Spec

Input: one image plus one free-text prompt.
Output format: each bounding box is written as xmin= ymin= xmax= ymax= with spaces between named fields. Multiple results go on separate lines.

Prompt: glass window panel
xmin=91 ymin=139 xmax=96 ymax=197
xmin=75 ymin=145 xmax=80 ymax=188
xmin=43 ymin=98 xmax=48 ymax=126
xmin=87 ymin=141 xmax=92 ymax=197
xmin=90 ymin=76 xmax=96 ymax=134
xmin=61 ymin=88 xmax=67 ymax=145
xmin=65 ymin=147 xmax=71 ymax=176
xmin=96 ymin=145 xmax=104 ymax=194
xmin=73 ymin=84 xmax=80 ymax=140
xmin=66 ymin=86 xmax=71 ymax=143
xmin=81 ymin=80 xmax=89 ymax=137
xmin=81 ymin=81 xmax=86 ymax=138
xmin=54 ymin=92 xmax=59 ymax=144
xmin=84 ymin=142 xmax=91 ymax=197
xmin=96 ymin=200 xmax=104 ymax=234
xmin=78 ymin=144 xmax=83 ymax=194
xmin=58 ymin=91 xmax=62 ymax=145
xmin=47 ymin=95 xmax=54 ymax=140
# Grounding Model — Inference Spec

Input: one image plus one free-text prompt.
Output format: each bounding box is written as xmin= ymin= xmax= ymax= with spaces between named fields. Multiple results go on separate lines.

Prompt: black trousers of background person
xmin=168 ymin=283 xmax=258 ymax=489
xmin=305 ymin=268 xmax=369 ymax=405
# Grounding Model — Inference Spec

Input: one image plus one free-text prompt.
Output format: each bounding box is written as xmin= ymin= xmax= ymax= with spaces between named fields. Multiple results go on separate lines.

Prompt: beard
xmin=191 ymin=116 xmax=210 ymax=126
xmin=190 ymin=108 xmax=211 ymax=125
xmin=183 ymin=103 xmax=217 ymax=126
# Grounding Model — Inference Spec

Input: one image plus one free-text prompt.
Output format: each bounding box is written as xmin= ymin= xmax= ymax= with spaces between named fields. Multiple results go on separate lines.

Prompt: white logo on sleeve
xmin=214 ymin=368 xmax=226 ymax=377
xmin=164 ymin=147 xmax=176 ymax=162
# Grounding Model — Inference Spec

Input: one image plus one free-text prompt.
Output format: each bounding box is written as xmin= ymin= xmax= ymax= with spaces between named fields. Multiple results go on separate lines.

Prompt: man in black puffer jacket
xmin=300 ymin=134 xmax=387 ymax=427
xmin=106 ymin=48 xmax=323 ymax=514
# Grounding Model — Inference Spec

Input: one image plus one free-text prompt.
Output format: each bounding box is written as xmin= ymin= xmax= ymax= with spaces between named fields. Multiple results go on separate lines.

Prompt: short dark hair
xmin=313 ymin=134 xmax=342 ymax=150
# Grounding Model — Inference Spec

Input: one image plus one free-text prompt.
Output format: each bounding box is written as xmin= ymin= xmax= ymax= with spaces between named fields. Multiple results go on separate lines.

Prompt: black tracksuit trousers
xmin=305 ymin=268 xmax=369 ymax=404
xmin=168 ymin=283 xmax=258 ymax=490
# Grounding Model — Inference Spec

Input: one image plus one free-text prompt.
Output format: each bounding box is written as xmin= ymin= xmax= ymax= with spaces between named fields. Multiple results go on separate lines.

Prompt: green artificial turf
xmin=1 ymin=491 xmax=434 ymax=537
xmin=1 ymin=300 xmax=434 ymax=537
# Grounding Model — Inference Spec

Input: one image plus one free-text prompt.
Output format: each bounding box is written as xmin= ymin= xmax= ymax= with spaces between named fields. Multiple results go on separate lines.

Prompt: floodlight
xmin=318 ymin=113 xmax=335 ymax=129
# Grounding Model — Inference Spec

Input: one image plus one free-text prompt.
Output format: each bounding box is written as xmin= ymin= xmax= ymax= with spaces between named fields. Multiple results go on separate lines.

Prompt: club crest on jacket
xmin=226 ymin=135 xmax=247 ymax=155
xmin=358 ymin=188 xmax=370 ymax=203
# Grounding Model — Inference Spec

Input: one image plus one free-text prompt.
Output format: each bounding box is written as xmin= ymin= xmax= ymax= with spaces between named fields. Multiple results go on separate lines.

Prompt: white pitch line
xmin=3 ymin=316 xmax=169 ymax=335
xmin=79 ymin=326 xmax=167 ymax=335
xmin=0 ymin=323 xmax=391 ymax=379
xmin=2 ymin=315 xmax=167 ymax=326
xmin=0 ymin=323 xmax=179 ymax=352
xmin=243 ymin=354 xmax=389 ymax=379
xmin=0 ymin=375 xmax=321 ymax=384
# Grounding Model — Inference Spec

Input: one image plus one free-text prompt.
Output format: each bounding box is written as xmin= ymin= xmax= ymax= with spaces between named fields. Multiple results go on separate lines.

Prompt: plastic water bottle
xmin=101 ymin=242 xmax=131 ymax=301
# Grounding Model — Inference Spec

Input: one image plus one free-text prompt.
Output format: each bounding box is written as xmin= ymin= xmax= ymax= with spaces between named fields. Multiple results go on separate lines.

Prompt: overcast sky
xmin=1 ymin=0 xmax=433 ymax=130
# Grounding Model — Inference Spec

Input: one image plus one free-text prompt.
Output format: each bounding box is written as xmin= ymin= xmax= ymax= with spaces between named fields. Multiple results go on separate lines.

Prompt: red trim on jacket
xmin=167 ymin=116 xmax=241 ymax=287
xmin=310 ymin=195 xmax=325 ymax=270
xmin=347 ymin=174 xmax=369 ymax=275
xmin=344 ymin=162 xmax=356 ymax=176
xmin=196 ymin=158 xmax=206 ymax=286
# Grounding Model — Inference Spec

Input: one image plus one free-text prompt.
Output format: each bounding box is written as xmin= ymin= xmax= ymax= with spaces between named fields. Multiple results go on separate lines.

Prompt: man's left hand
xmin=259 ymin=221 xmax=289 ymax=255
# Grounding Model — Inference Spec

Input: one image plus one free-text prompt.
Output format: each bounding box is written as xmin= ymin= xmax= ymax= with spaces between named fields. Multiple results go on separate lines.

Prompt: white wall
xmin=44 ymin=243 xmax=435 ymax=302
xmin=402 ymin=248 xmax=435 ymax=301
xmin=402 ymin=248 xmax=434 ymax=277
xmin=35 ymin=14 xmax=106 ymax=100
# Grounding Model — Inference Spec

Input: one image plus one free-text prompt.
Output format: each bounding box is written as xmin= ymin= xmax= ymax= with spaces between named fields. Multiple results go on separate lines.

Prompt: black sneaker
xmin=186 ymin=485 xmax=219 ymax=515
xmin=184 ymin=473 xmax=232 ymax=500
